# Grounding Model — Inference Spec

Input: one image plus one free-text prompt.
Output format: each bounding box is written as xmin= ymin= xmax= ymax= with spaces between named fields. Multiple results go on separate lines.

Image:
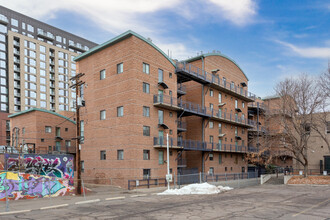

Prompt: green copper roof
xmin=74 ymin=30 xmax=176 ymax=67
xmin=183 ymin=52 xmax=249 ymax=81
xmin=8 ymin=108 xmax=76 ymax=124
xmin=262 ymin=95 xmax=280 ymax=100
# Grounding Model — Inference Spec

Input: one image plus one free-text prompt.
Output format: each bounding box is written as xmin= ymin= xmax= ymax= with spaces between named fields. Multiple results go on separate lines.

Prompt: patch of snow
xmin=158 ymin=183 xmax=233 ymax=195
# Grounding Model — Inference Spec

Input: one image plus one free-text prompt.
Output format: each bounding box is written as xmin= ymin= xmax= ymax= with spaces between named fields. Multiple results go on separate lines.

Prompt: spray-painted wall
xmin=0 ymin=171 xmax=74 ymax=201
xmin=4 ymin=154 xmax=74 ymax=180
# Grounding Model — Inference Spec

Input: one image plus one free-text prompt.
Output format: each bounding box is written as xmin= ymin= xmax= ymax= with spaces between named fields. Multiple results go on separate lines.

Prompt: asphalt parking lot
xmin=1 ymin=184 xmax=330 ymax=220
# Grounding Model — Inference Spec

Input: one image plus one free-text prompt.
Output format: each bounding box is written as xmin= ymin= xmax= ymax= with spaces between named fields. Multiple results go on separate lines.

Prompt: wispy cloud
xmin=275 ymin=40 xmax=330 ymax=59
xmin=207 ymin=0 xmax=257 ymax=26
xmin=0 ymin=0 xmax=258 ymax=59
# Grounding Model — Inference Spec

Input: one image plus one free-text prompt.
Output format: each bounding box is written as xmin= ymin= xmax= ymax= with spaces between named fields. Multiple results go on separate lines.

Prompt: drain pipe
xmin=201 ymin=56 xmax=205 ymax=178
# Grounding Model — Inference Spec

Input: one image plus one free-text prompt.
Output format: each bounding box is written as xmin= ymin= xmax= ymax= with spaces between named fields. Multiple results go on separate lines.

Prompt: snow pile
xmin=158 ymin=183 xmax=233 ymax=195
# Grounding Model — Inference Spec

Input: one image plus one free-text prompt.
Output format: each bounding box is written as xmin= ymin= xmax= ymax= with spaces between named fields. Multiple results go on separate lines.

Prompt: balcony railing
xmin=177 ymin=84 xmax=187 ymax=96
xmin=177 ymin=120 xmax=187 ymax=131
xmin=69 ymin=41 xmax=86 ymax=52
xmin=154 ymin=94 xmax=255 ymax=127
xmin=176 ymin=62 xmax=256 ymax=101
xmin=37 ymin=29 xmax=55 ymax=40
xmin=0 ymin=15 xmax=8 ymax=24
xmin=14 ymin=50 xmax=20 ymax=55
xmin=13 ymin=41 xmax=20 ymax=47
xmin=153 ymin=137 xmax=250 ymax=153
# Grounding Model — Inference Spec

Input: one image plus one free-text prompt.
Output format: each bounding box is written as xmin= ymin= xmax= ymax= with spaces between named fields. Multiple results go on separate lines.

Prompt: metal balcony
xmin=0 ymin=15 xmax=8 ymax=25
xmin=153 ymin=137 xmax=250 ymax=153
xmin=68 ymin=42 xmax=86 ymax=52
xmin=13 ymin=41 xmax=20 ymax=47
xmin=177 ymin=120 xmax=187 ymax=132
xmin=176 ymin=62 xmax=256 ymax=102
xmin=14 ymin=67 xmax=20 ymax=72
xmin=37 ymin=29 xmax=55 ymax=41
xmin=14 ymin=50 xmax=20 ymax=55
xmin=177 ymin=84 xmax=186 ymax=97
xmin=153 ymin=94 xmax=255 ymax=128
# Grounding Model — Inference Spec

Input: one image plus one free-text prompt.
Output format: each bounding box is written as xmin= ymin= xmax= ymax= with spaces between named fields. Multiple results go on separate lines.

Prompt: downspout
xmin=201 ymin=56 xmax=205 ymax=176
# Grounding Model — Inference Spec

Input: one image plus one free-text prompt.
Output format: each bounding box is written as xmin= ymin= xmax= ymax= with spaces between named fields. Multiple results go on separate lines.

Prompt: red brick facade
xmin=75 ymin=31 xmax=256 ymax=188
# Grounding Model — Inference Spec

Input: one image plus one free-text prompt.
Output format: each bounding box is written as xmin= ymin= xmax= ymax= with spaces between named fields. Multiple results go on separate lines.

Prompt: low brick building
xmin=8 ymin=108 xmax=76 ymax=154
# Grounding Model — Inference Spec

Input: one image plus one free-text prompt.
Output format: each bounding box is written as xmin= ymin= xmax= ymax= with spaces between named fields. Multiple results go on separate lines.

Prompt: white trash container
xmin=299 ymin=171 xmax=303 ymax=176
xmin=323 ymin=171 xmax=328 ymax=176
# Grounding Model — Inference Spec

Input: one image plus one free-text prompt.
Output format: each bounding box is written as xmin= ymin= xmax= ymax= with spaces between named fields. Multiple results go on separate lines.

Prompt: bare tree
xmin=320 ymin=63 xmax=330 ymax=99
xmin=274 ymin=74 xmax=324 ymax=176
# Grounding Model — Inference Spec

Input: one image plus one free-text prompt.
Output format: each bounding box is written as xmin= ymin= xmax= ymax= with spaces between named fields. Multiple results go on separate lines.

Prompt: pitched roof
xmin=74 ymin=30 xmax=176 ymax=67
xmin=8 ymin=108 xmax=76 ymax=124
xmin=183 ymin=52 xmax=249 ymax=81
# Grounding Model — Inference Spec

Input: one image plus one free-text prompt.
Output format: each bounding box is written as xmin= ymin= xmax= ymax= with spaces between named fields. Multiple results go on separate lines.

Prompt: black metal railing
xmin=153 ymin=137 xmax=250 ymax=153
xmin=154 ymin=94 xmax=255 ymax=127
xmin=177 ymin=120 xmax=187 ymax=130
xmin=176 ymin=62 xmax=256 ymax=101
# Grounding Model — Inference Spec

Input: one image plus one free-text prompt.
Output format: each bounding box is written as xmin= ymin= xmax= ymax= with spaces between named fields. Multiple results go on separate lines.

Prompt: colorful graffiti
xmin=0 ymin=171 xmax=74 ymax=201
xmin=5 ymin=154 xmax=74 ymax=180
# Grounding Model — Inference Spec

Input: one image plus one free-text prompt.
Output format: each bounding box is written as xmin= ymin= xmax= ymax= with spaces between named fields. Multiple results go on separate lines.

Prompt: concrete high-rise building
xmin=0 ymin=6 xmax=97 ymax=145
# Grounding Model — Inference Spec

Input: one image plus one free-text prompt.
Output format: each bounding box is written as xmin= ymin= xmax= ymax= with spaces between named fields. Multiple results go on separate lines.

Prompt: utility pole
xmin=70 ymin=73 xmax=85 ymax=195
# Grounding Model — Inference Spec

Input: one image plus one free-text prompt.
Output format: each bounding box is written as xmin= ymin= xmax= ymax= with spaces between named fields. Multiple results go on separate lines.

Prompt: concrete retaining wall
xmin=261 ymin=174 xmax=284 ymax=184
xmin=209 ymin=178 xmax=260 ymax=189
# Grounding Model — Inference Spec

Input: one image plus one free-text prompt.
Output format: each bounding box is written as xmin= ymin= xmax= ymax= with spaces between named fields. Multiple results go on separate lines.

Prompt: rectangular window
xmin=219 ymin=154 xmax=222 ymax=164
xmin=81 ymin=161 xmax=84 ymax=173
xmin=158 ymin=151 xmax=164 ymax=164
xmin=235 ymin=100 xmax=238 ymax=108
xmin=143 ymin=82 xmax=150 ymax=94
xmin=209 ymin=121 xmax=214 ymax=129
xmin=100 ymin=69 xmax=106 ymax=80
xmin=209 ymin=153 xmax=213 ymax=161
xmin=158 ymin=110 xmax=164 ymax=124
xmin=242 ymin=102 xmax=245 ymax=108
xmin=158 ymin=69 xmax=163 ymax=82
xmin=219 ymin=123 xmax=222 ymax=134
xmin=80 ymin=120 xmax=84 ymax=143
xmin=230 ymin=81 xmax=235 ymax=90
xmin=143 ymin=150 xmax=150 ymax=160
xmin=327 ymin=122 xmax=330 ymax=134
xmin=143 ymin=169 xmax=151 ymax=179
xmin=117 ymin=150 xmax=124 ymax=160
xmin=45 ymin=126 xmax=51 ymax=133
xmin=65 ymin=140 xmax=71 ymax=147
xmin=209 ymin=135 xmax=213 ymax=143
xmin=209 ymin=167 xmax=214 ymax=175
xmin=210 ymin=103 xmax=213 ymax=110
xmin=100 ymin=150 xmax=106 ymax=160
xmin=117 ymin=63 xmax=123 ymax=74
xmin=117 ymin=106 xmax=123 ymax=117
xmin=235 ymin=127 xmax=238 ymax=136
xmin=100 ymin=110 xmax=106 ymax=120
xmin=210 ymin=89 xmax=213 ymax=97
xmin=143 ymin=126 xmax=150 ymax=136
xmin=143 ymin=106 xmax=150 ymax=117
xmin=55 ymin=141 xmax=61 ymax=151
xmin=56 ymin=127 xmax=60 ymax=137
xmin=143 ymin=63 xmax=150 ymax=74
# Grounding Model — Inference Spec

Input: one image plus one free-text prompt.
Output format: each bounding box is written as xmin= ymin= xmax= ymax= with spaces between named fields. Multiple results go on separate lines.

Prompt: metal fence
xmin=128 ymin=171 xmax=259 ymax=190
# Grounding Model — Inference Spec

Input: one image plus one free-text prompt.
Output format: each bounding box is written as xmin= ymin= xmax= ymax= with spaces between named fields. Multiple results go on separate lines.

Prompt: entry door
xmin=159 ymin=130 xmax=164 ymax=145
xmin=158 ymin=90 xmax=163 ymax=102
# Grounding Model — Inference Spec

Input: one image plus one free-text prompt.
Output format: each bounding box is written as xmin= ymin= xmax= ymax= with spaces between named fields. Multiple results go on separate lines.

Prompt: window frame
xmin=143 ymin=126 xmax=150 ymax=136
xmin=117 ymin=106 xmax=124 ymax=117
xmin=100 ymin=150 xmax=106 ymax=160
xmin=117 ymin=149 xmax=124 ymax=160
xmin=143 ymin=63 xmax=150 ymax=74
xmin=100 ymin=110 xmax=106 ymax=120
xmin=100 ymin=69 xmax=106 ymax=80
xmin=117 ymin=63 xmax=123 ymax=74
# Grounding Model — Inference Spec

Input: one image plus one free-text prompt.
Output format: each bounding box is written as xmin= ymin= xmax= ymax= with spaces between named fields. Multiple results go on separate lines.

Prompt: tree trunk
xmin=304 ymin=164 xmax=308 ymax=177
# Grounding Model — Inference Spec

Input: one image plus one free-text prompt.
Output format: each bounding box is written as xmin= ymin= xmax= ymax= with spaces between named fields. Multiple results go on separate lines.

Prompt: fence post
xmin=225 ymin=173 xmax=227 ymax=181
xmin=147 ymin=178 xmax=150 ymax=188
xmin=5 ymin=176 xmax=9 ymax=212
xmin=174 ymin=172 xmax=176 ymax=189
xmin=82 ymin=179 xmax=86 ymax=200
xmin=238 ymin=173 xmax=240 ymax=188
xmin=199 ymin=172 xmax=202 ymax=183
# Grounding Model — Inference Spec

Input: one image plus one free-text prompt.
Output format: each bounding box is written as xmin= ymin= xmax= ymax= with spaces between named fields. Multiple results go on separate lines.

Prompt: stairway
xmin=265 ymin=175 xmax=284 ymax=184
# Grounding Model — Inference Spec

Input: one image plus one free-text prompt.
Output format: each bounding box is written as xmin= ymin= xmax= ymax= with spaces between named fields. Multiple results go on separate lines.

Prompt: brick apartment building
xmin=7 ymin=108 xmax=76 ymax=154
xmin=248 ymin=96 xmax=295 ymax=169
xmin=74 ymin=30 xmax=258 ymax=187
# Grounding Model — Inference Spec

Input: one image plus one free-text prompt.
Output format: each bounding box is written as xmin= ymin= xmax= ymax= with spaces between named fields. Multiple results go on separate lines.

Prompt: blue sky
xmin=1 ymin=0 xmax=329 ymax=97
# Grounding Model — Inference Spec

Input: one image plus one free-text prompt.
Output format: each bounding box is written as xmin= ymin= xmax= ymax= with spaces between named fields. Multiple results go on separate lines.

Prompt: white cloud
xmin=207 ymin=0 xmax=257 ymax=26
xmin=0 ymin=0 xmax=258 ymax=60
xmin=276 ymin=40 xmax=330 ymax=59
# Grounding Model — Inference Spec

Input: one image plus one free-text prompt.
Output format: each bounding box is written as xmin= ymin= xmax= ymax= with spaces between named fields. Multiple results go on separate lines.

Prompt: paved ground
xmin=1 ymin=184 xmax=330 ymax=219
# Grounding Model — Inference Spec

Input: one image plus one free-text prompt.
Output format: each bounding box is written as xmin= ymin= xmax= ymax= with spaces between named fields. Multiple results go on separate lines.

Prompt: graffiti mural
xmin=0 ymin=171 xmax=74 ymax=201
xmin=5 ymin=154 xmax=74 ymax=180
